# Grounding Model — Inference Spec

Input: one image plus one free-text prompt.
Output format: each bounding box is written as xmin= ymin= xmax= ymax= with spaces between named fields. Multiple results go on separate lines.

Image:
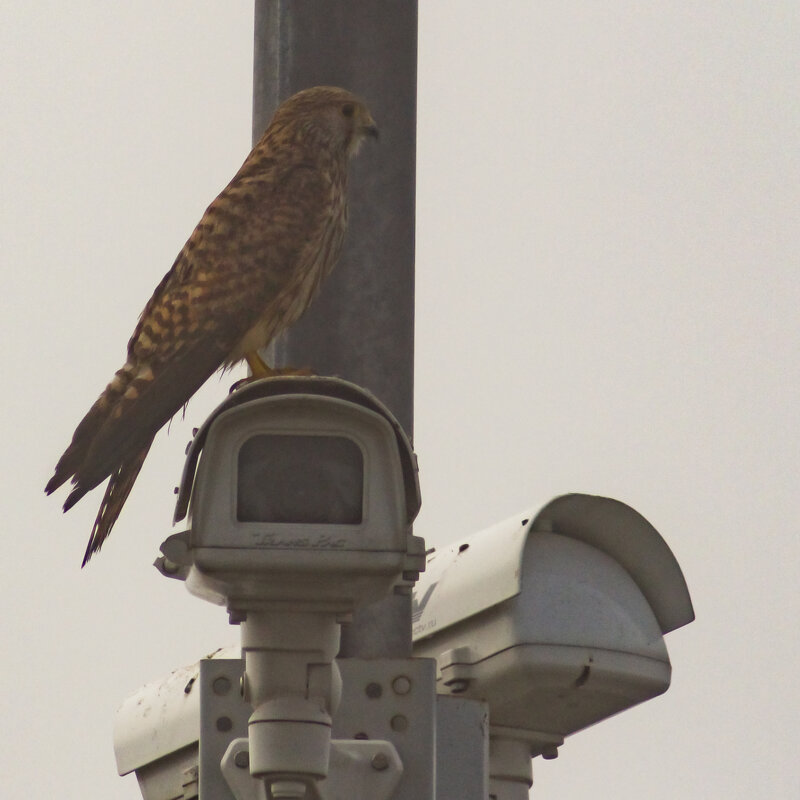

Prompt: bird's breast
xmin=225 ymin=198 xmax=347 ymax=366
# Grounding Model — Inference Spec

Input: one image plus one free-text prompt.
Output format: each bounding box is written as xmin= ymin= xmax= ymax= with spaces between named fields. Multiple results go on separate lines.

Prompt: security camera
xmin=159 ymin=375 xmax=424 ymax=613
xmin=151 ymin=376 xmax=425 ymax=797
xmin=412 ymin=493 xmax=694 ymax=800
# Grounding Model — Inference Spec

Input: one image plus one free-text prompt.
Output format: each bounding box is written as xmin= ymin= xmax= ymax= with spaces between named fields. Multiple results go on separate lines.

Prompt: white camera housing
xmin=160 ymin=376 xmax=424 ymax=614
xmin=412 ymin=494 xmax=694 ymax=763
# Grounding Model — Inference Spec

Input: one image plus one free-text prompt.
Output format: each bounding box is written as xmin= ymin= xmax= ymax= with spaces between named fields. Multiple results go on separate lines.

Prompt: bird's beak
xmin=362 ymin=113 xmax=379 ymax=141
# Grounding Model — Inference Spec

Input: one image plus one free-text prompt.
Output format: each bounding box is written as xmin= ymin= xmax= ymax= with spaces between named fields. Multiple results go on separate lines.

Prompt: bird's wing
xmin=60 ymin=251 xmax=258 ymax=507
xmin=48 ymin=160 xmax=332 ymax=512
xmin=44 ymin=248 xmax=227 ymax=505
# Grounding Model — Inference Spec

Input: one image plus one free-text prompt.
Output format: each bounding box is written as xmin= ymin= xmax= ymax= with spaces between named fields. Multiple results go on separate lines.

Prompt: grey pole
xmin=252 ymin=1 xmax=418 ymax=657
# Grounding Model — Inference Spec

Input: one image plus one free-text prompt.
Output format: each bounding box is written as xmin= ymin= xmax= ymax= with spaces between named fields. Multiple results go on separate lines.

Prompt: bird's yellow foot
xmin=229 ymin=352 xmax=314 ymax=393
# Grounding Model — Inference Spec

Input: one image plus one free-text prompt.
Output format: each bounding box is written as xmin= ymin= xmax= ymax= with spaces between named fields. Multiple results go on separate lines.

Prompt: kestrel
xmin=45 ymin=86 xmax=378 ymax=565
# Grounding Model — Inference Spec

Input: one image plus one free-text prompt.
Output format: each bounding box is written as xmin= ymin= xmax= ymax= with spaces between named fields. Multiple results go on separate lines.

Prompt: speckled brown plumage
xmin=45 ymin=86 xmax=378 ymax=565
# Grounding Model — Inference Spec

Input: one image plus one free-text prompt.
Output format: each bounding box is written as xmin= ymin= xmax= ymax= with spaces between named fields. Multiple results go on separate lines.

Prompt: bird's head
xmin=270 ymin=86 xmax=378 ymax=158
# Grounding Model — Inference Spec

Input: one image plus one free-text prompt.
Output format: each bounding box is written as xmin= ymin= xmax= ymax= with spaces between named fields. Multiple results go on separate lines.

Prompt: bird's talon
xmin=229 ymin=377 xmax=253 ymax=393
xmin=229 ymin=366 xmax=315 ymax=394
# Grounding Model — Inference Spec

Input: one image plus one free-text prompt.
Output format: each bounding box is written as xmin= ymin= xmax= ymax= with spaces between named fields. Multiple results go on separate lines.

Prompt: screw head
xmin=215 ymin=716 xmax=233 ymax=732
xmin=234 ymin=750 xmax=250 ymax=769
xmin=371 ymin=752 xmax=390 ymax=771
xmin=392 ymin=675 xmax=412 ymax=695
xmin=390 ymin=714 xmax=408 ymax=732
xmin=161 ymin=558 xmax=180 ymax=575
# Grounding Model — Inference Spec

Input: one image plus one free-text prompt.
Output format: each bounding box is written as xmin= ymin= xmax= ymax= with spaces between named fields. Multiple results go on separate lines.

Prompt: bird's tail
xmin=82 ymin=439 xmax=153 ymax=567
xmin=45 ymin=361 xmax=140 ymax=502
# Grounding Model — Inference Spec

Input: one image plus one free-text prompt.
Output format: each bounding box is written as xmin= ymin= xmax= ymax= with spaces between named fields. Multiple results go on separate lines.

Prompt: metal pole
xmin=252 ymin=1 xmax=418 ymax=657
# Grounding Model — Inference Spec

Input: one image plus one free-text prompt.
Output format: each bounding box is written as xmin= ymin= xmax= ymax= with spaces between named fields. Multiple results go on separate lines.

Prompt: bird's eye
xmin=341 ymin=103 xmax=355 ymax=118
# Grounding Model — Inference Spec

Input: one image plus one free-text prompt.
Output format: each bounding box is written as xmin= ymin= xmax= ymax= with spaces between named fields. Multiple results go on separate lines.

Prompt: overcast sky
xmin=3 ymin=2 xmax=799 ymax=798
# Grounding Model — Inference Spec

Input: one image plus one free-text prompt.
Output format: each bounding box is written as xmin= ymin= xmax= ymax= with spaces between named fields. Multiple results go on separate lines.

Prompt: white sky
xmin=3 ymin=2 xmax=799 ymax=798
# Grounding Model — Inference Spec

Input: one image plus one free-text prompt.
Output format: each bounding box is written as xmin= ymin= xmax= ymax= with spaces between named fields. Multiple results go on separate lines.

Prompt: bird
xmin=45 ymin=86 xmax=378 ymax=566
